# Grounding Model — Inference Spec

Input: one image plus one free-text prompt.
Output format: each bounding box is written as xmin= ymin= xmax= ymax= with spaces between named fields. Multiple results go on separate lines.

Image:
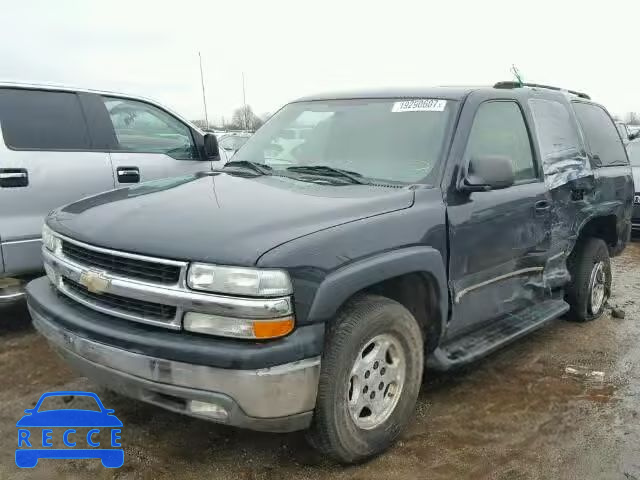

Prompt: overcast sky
xmin=1 ymin=0 xmax=639 ymax=125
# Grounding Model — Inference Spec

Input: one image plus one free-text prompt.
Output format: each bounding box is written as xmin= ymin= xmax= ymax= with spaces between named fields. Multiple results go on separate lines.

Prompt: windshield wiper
xmin=286 ymin=165 xmax=368 ymax=184
xmin=224 ymin=161 xmax=272 ymax=175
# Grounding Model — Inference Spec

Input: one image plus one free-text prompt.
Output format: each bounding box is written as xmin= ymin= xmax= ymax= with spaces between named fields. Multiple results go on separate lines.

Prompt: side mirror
xmin=204 ymin=134 xmax=219 ymax=159
xmin=629 ymin=131 xmax=640 ymax=141
xmin=462 ymin=155 xmax=515 ymax=191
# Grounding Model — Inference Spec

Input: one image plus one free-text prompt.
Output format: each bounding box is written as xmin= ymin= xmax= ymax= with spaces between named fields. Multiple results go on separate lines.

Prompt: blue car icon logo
xmin=16 ymin=391 xmax=123 ymax=468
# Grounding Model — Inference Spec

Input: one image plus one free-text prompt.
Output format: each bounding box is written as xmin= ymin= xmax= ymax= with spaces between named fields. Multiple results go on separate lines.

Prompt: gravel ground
xmin=1 ymin=241 xmax=639 ymax=479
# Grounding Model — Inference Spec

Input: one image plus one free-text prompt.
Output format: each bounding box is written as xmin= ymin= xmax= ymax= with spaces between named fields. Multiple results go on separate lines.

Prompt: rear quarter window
xmin=0 ymin=89 xmax=91 ymax=150
xmin=528 ymin=98 xmax=582 ymax=162
xmin=528 ymin=97 xmax=591 ymax=189
xmin=572 ymin=102 xmax=628 ymax=167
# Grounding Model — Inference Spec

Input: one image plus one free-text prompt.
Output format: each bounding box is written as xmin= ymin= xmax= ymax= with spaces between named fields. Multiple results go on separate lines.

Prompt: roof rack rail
xmin=493 ymin=81 xmax=591 ymax=100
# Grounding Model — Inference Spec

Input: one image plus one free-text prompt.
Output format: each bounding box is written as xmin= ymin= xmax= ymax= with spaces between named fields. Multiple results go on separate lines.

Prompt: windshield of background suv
xmin=232 ymin=99 xmax=456 ymax=184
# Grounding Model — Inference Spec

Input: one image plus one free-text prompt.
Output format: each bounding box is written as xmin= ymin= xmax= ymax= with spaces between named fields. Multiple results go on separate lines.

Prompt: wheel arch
xmin=574 ymin=214 xmax=619 ymax=254
xmin=305 ymin=246 xmax=448 ymax=351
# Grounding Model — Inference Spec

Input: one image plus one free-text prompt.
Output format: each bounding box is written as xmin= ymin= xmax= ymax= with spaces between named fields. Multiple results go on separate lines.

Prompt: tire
xmin=307 ymin=294 xmax=424 ymax=463
xmin=565 ymin=237 xmax=611 ymax=322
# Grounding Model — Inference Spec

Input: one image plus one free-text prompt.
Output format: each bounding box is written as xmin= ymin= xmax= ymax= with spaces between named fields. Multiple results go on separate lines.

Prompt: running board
xmin=428 ymin=299 xmax=569 ymax=371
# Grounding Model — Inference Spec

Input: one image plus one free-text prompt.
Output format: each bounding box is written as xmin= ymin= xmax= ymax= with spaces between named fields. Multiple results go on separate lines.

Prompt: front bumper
xmin=28 ymin=282 xmax=321 ymax=433
xmin=0 ymin=277 xmax=26 ymax=304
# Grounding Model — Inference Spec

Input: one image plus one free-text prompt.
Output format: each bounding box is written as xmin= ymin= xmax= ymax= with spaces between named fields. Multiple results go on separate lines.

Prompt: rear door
xmin=0 ymin=88 xmax=115 ymax=275
xmin=98 ymin=95 xmax=212 ymax=186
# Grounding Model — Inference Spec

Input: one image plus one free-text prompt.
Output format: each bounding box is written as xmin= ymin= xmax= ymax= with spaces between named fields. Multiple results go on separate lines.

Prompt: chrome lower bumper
xmin=31 ymin=307 xmax=321 ymax=432
xmin=0 ymin=278 xmax=26 ymax=304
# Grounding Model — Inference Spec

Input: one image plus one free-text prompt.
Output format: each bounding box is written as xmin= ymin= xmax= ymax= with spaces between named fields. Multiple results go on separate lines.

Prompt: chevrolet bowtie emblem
xmin=79 ymin=270 xmax=111 ymax=294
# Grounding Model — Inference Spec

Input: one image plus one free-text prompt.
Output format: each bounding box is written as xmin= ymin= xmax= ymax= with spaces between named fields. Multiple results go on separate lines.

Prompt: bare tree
xmin=230 ymin=105 xmax=263 ymax=131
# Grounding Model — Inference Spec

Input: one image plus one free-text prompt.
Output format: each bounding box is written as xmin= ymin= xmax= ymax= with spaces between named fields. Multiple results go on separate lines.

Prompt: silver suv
xmin=0 ymin=82 xmax=224 ymax=304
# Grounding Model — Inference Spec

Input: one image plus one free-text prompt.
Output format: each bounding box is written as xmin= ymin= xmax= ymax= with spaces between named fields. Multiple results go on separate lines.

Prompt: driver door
xmin=446 ymin=98 xmax=552 ymax=337
xmin=99 ymin=96 xmax=211 ymax=185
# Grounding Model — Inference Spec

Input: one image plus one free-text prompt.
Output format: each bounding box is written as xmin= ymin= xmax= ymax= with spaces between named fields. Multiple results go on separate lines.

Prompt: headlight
xmin=187 ymin=263 xmax=292 ymax=296
xmin=42 ymin=224 xmax=61 ymax=253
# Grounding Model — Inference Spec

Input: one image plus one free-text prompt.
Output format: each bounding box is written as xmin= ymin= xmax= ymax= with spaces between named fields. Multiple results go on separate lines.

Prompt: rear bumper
xmin=27 ymin=278 xmax=322 ymax=433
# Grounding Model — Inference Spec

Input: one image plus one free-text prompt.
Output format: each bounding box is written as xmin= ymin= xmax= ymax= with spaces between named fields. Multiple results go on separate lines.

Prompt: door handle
xmin=0 ymin=168 xmax=28 ymax=188
xmin=116 ymin=167 xmax=140 ymax=184
xmin=534 ymin=200 xmax=551 ymax=214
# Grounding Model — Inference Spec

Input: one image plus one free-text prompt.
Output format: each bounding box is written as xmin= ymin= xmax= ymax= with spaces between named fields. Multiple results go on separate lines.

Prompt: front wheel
xmin=307 ymin=294 xmax=424 ymax=463
xmin=566 ymin=237 xmax=612 ymax=322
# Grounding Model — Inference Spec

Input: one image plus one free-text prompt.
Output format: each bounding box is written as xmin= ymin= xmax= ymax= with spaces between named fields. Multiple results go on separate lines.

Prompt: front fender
xmin=305 ymin=246 xmax=448 ymax=332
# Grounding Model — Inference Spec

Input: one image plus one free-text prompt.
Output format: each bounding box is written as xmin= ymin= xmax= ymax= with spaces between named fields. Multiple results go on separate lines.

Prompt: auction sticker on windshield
xmin=392 ymin=99 xmax=447 ymax=112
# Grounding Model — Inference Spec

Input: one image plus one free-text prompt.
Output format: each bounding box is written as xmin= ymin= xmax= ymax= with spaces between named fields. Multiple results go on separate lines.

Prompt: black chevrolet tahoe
xmin=26 ymin=82 xmax=634 ymax=463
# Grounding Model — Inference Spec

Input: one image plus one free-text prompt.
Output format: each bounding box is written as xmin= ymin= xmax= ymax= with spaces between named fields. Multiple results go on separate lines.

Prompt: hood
xmin=49 ymin=173 xmax=414 ymax=265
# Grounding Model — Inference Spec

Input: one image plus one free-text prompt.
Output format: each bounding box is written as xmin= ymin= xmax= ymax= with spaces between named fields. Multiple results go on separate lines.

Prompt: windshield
xmin=219 ymin=135 xmax=250 ymax=151
xmin=629 ymin=142 xmax=640 ymax=166
xmin=233 ymin=99 xmax=456 ymax=184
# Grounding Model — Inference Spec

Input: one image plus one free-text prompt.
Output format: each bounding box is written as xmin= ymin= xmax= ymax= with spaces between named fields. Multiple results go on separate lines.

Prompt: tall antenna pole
xmin=199 ymin=52 xmax=209 ymax=128
xmin=242 ymin=72 xmax=247 ymax=130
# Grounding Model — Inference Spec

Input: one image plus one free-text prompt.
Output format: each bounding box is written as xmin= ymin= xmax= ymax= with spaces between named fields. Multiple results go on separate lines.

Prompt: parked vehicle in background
xmin=0 ymin=82 xmax=221 ymax=304
xmin=627 ymin=139 xmax=640 ymax=231
xmin=28 ymin=82 xmax=633 ymax=463
xmin=218 ymin=132 xmax=251 ymax=159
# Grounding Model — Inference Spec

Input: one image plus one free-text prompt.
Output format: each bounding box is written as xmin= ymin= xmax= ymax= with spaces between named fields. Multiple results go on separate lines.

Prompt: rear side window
xmin=0 ymin=89 xmax=91 ymax=150
xmin=572 ymin=102 xmax=628 ymax=167
xmin=529 ymin=98 xmax=582 ymax=161
xmin=465 ymin=101 xmax=536 ymax=182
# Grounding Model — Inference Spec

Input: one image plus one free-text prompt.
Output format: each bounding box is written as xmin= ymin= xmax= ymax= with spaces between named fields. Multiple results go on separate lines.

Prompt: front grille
xmin=62 ymin=241 xmax=181 ymax=284
xmin=63 ymin=278 xmax=177 ymax=321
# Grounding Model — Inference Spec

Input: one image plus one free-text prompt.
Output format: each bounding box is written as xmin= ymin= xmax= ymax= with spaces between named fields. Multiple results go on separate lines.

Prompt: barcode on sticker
xmin=392 ymin=99 xmax=447 ymax=112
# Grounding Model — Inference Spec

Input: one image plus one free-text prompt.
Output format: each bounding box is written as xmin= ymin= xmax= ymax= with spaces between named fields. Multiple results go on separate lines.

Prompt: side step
xmin=428 ymin=299 xmax=569 ymax=371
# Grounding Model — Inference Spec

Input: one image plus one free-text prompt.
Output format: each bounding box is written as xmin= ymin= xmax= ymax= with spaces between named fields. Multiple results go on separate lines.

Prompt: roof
xmin=294 ymin=86 xmax=477 ymax=102
xmin=0 ymin=80 xmax=161 ymax=103
xmin=293 ymin=84 xmax=594 ymax=103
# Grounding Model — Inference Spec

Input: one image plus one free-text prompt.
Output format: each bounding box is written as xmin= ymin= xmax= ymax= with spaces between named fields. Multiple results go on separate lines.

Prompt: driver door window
xmin=102 ymin=97 xmax=196 ymax=160
xmin=465 ymin=101 xmax=537 ymax=183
